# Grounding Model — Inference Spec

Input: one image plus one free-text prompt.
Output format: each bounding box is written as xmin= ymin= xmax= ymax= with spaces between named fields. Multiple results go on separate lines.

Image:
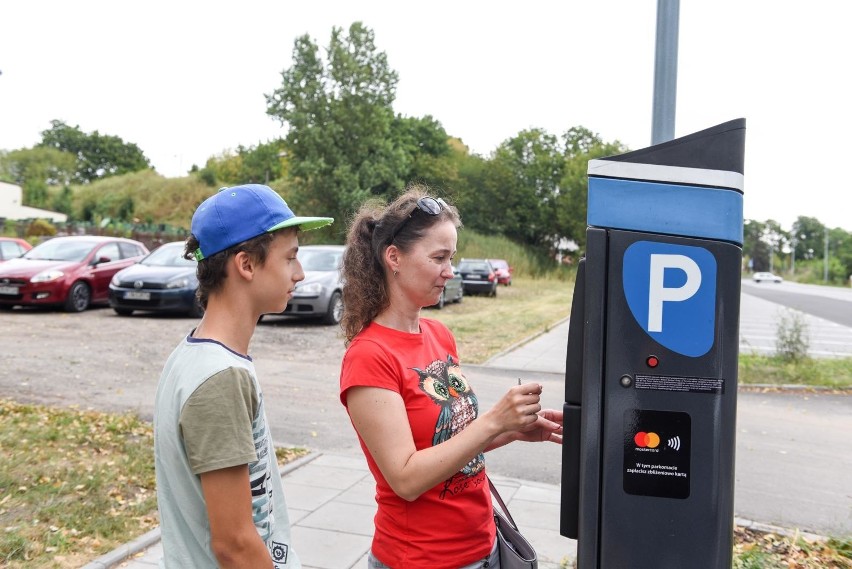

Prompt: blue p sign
xmin=623 ymin=241 xmax=717 ymax=357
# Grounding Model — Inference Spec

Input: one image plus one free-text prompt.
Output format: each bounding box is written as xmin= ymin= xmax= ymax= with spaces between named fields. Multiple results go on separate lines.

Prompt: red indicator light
xmin=646 ymin=356 xmax=659 ymax=368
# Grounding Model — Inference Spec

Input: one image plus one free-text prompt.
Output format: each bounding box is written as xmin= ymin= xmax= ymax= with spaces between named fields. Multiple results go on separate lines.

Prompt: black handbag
xmin=488 ymin=477 xmax=538 ymax=569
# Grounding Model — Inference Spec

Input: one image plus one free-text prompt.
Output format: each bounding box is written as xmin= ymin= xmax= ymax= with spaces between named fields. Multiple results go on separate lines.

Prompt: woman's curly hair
xmin=340 ymin=183 xmax=461 ymax=344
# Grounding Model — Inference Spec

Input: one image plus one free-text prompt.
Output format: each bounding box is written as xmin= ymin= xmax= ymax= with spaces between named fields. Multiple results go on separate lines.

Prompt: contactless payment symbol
xmin=624 ymin=409 xmax=691 ymax=499
xmin=623 ymin=241 xmax=717 ymax=357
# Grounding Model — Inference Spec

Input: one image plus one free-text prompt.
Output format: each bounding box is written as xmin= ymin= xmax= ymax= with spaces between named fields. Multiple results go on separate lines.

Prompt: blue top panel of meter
xmin=586 ymin=119 xmax=746 ymax=245
xmin=587 ymin=175 xmax=743 ymax=244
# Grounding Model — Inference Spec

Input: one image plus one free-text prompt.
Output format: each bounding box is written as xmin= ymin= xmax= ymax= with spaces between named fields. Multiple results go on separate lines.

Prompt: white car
xmin=752 ymin=271 xmax=783 ymax=283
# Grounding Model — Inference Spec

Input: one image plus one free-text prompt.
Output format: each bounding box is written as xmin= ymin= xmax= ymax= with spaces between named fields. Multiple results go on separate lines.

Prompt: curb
xmin=739 ymin=383 xmax=852 ymax=393
xmin=734 ymin=517 xmax=828 ymax=542
xmin=81 ymin=450 xmax=323 ymax=569
xmin=481 ymin=316 xmax=569 ymax=366
xmin=80 ymin=527 xmax=162 ymax=569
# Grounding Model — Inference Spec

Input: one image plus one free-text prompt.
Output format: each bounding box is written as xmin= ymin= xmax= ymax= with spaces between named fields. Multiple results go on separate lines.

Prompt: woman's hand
xmin=514 ymin=408 xmax=564 ymax=443
xmin=480 ymin=382 xmax=543 ymax=434
xmin=485 ymin=408 xmax=563 ymax=451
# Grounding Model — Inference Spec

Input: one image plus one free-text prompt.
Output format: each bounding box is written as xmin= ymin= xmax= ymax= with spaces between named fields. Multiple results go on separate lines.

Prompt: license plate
xmin=0 ymin=286 xmax=18 ymax=295
xmin=466 ymin=275 xmax=481 ymax=279
xmin=124 ymin=291 xmax=151 ymax=301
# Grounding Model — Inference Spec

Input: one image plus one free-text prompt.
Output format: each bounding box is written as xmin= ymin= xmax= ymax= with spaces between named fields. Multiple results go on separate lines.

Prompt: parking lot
xmin=0 ymin=307 xmax=359 ymax=451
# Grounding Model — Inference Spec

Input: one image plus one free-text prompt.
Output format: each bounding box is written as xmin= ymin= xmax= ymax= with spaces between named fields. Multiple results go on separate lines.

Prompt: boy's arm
xmin=200 ymin=465 xmax=273 ymax=569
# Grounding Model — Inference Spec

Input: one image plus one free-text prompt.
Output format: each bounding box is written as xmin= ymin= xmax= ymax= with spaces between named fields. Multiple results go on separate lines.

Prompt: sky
xmin=1 ymin=1 xmax=851 ymax=232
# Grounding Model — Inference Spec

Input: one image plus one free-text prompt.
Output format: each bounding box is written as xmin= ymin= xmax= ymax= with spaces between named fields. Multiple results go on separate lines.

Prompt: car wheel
xmin=490 ymin=285 xmax=498 ymax=298
xmin=322 ymin=291 xmax=343 ymax=325
xmin=456 ymin=287 xmax=464 ymax=303
xmin=64 ymin=281 xmax=91 ymax=312
xmin=114 ymin=308 xmax=134 ymax=316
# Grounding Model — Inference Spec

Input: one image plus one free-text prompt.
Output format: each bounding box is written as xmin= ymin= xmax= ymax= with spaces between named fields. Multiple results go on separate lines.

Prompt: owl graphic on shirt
xmin=414 ymin=355 xmax=484 ymax=476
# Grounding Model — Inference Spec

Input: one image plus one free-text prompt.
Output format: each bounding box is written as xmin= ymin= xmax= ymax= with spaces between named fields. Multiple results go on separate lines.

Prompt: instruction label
xmin=634 ymin=374 xmax=724 ymax=394
xmin=623 ymin=409 xmax=691 ymax=499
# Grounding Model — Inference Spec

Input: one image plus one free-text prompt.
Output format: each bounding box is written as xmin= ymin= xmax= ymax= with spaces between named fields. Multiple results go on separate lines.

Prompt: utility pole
xmin=790 ymin=236 xmax=796 ymax=275
xmin=651 ymin=0 xmax=680 ymax=144
xmin=824 ymin=227 xmax=829 ymax=282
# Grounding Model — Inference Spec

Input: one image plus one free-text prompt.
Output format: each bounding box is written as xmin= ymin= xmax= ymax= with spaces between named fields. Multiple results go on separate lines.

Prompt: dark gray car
xmin=277 ymin=244 xmax=345 ymax=325
xmin=457 ymin=259 xmax=498 ymax=297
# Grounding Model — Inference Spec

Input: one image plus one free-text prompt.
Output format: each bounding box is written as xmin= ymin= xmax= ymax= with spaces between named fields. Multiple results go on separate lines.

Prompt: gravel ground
xmin=0 ymin=308 xmax=343 ymax=419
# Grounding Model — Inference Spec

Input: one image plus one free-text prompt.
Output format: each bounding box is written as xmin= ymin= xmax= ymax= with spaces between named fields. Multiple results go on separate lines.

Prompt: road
xmin=739 ymin=279 xmax=852 ymax=357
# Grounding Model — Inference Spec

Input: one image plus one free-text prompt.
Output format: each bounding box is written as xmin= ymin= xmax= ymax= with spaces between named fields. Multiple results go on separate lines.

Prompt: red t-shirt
xmin=340 ymin=319 xmax=495 ymax=568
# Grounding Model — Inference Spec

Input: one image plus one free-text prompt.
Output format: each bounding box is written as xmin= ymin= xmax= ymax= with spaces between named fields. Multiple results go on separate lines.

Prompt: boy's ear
xmin=232 ymin=251 xmax=255 ymax=281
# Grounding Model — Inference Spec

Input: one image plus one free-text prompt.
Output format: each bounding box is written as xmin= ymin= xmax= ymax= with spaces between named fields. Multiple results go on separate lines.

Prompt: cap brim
xmin=269 ymin=216 xmax=334 ymax=233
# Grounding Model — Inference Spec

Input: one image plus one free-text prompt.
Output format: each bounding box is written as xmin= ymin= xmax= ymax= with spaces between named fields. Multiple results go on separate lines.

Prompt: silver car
xmin=277 ymin=244 xmax=345 ymax=325
xmin=431 ymin=266 xmax=464 ymax=309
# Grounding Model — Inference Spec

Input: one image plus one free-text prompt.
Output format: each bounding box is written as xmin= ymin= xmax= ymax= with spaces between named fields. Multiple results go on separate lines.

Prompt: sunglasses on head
xmin=390 ymin=196 xmax=448 ymax=243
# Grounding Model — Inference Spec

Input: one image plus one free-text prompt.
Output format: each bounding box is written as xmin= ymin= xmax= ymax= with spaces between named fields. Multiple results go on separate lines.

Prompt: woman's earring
xmin=393 ymin=270 xmax=399 ymax=277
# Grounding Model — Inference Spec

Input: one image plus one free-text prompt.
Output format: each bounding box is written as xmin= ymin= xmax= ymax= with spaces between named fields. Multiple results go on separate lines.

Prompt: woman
xmin=339 ymin=184 xmax=563 ymax=568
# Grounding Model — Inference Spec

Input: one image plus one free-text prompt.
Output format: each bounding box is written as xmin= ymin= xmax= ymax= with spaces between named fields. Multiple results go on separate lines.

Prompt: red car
xmin=0 ymin=237 xmax=32 ymax=262
xmin=488 ymin=259 xmax=513 ymax=286
xmin=0 ymin=236 xmax=149 ymax=312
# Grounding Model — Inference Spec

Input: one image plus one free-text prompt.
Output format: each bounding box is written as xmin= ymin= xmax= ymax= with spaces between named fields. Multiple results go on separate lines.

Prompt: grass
xmin=739 ymin=354 xmax=852 ymax=389
xmin=0 ymin=399 xmax=157 ymax=568
xmin=733 ymin=527 xmax=852 ymax=568
xmin=0 ymin=399 xmax=307 ymax=568
xmin=427 ymin=276 xmax=574 ymax=364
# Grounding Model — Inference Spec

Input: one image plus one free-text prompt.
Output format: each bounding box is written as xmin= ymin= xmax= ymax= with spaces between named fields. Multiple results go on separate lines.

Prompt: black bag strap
xmin=487 ymin=476 xmax=519 ymax=530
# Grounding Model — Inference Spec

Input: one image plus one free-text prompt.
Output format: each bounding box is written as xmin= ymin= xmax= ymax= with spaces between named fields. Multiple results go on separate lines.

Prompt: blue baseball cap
xmin=191 ymin=184 xmax=334 ymax=261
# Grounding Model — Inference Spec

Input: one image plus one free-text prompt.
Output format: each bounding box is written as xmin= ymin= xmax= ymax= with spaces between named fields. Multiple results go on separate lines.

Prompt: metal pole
xmin=824 ymin=228 xmax=829 ymax=282
xmin=790 ymin=236 xmax=796 ymax=275
xmin=651 ymin=0 xmax=680 ymax=144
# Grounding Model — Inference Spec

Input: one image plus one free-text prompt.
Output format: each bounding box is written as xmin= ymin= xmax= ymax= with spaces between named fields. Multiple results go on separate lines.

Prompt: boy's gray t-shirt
xmin=154 ymin=335 xmax=299 ymax=568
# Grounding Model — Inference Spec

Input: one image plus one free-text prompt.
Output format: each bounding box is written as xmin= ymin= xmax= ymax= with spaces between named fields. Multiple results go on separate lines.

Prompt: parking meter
xmin=560 ymin=119 xmax=746 ymax=569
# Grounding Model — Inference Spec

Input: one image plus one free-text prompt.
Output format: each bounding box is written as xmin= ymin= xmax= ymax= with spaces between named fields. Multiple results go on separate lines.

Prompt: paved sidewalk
xmin=95 ymin=452 xmax=576 ymax=569
xmin=485 ymin=318 xmax=569 ymax=374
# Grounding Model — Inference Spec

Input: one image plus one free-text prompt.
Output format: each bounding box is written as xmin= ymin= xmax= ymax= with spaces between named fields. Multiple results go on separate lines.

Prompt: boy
xmin=153 ymin=184 xmax=332 ymax=568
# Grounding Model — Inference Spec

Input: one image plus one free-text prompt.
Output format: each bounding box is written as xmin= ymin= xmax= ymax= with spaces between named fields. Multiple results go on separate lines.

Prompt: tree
xmin=790 ymin=216 xmax=825 ymax=260
xmin=199 ymin=140 xmax=287 ymax=187
xmin=830 ymin=227 xmax=852 ymax=282
xmin=38 ymin=120 xmax=150 ymax=184
xmin=390 ymin=115 xmax=455 ymax=188
xmin=481 ymin=129 xmax=566 ymax=249
xmin=743 ymin=219 xmax=767 ymax=270
xmin=0 ymin=146 xmax=76 ymax=208
xmin=743 ymin=219 xmax=786 ymax=272
xmin=266 ymin=22 xmax=404 ymax=228
xmin=557 ymin=127 xmax=629 ymax=252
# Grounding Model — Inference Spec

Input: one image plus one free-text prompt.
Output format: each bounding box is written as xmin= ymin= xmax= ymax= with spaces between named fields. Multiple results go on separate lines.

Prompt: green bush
xmin=25 ymin=218 xmax=56 ymax=238
xmin=774 ymin=309 xmax=810 ymax=362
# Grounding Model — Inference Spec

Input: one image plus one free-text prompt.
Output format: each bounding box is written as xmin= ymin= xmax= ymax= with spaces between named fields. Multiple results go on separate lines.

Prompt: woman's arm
xmin=346 ymin=382 xmax=542 ymax=501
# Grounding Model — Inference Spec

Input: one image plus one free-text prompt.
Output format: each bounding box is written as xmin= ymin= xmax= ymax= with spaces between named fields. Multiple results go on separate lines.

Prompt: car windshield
xmin=23 ymin=239 xmax=97 ymax=262
xmin=299 ymin=249 xmax=343 ymax=271
xmin=142 ymin=243 xmax=196 ymax=267
xmin=460 ymin=262 xmax=490 ymax=272
xmin=490 ymin=260 xmax=508 ymax=270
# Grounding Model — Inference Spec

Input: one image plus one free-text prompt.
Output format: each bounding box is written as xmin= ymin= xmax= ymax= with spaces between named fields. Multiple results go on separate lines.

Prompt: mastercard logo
xmin=634 ymin=431 xmax=661 ymax=448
